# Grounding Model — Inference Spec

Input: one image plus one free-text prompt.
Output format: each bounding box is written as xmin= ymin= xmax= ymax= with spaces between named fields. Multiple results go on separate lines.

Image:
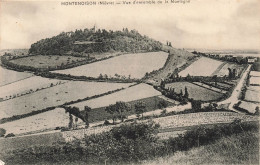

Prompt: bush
xmin=0 ymin=128 xmax=6 ymax=137
xmin=166 ymin=121 xmax=259 ymax=152
xmin=3 ymin=121 xmax=258 ymax=165
xmin=111 ymin=121 xmax=160 ymax=141
xmin=5 ymin=133 xmax=15 ymax=138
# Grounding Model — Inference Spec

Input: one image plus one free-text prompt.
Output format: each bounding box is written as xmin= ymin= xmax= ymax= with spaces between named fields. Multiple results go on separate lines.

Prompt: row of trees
xmin=61 ymin=101 xmax=147 ymax=128
xmin=29 ymin=28 xmax=162 ymax=55
xmin=160 ymin=87 xmax=189 ymax=104
xmin=165 ymin=74 xmax=229 ymax=84
xmin=105 ymin=100 xmax=168 ymax=124
xmin=62 ymin=99 xmax=169 ymax=129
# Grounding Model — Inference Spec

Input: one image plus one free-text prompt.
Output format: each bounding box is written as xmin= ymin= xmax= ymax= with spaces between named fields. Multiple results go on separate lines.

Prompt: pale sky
xmin=0 ymin=0 xmax=260 ymax=50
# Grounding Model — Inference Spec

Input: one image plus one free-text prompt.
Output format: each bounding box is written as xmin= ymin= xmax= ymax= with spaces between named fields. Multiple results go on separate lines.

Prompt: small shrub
xmin=0 ymin=128 xmax=6 ymax=137
xmin=104 ymin=120 xmax=111 ymax=125
xmin=5 ymin=133 xmax=15 ymax=138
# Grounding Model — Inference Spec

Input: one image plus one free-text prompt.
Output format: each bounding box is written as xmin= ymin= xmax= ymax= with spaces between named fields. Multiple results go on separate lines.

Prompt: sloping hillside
xmin=145 ymin=45 xmax=197 ymax=85
xmin=29 ymin=28 xmax=162 ymax=56
xmin=142 ymin=131 xmax=259 ymax=165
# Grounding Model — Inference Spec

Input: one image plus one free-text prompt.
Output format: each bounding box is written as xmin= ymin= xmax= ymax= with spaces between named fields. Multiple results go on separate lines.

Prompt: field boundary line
xmin=210 ymin=62 xmax=227 ymax=76
xmin=190 ymin=82 xmax=224 ymax=94
xmin=0 ymin=75 xmax=34 ymax=87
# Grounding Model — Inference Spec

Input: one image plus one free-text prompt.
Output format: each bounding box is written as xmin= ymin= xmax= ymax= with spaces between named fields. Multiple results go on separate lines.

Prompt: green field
xmin=165 ymin=82 xmax=224 ymax=101
xmin=9 ymin=55 xmax=86 ymax=69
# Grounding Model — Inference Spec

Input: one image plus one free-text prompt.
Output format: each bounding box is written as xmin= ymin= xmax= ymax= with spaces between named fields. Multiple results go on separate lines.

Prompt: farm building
xmin=248 ymin=58 xmax=257 ymax=63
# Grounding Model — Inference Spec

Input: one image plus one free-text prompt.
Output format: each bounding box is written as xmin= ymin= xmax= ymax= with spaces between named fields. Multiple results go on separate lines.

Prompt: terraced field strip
xmin=247 ymin=86 xmax=260 ymax=92
xmin=211 ymin=62 xmax=245 ymax=77
xmin=213 ymin=82 xmax=233 ymax=88
xmin=0 ymin=81 xmax=133 ymax=119
xmin=0 ymin=66 xmax=33 ymax=86
xmin=238 ymin=101 xmax=260 ymax=114
xmin=0 ymin=131 xmax=64 ymax=152
xmin=157 ymin=120 xmax=258 ymax=139
xmin=1 ymin=111 xmax=256 ymax=152
xmin=211 ymin=62 xmax=227 ymax=76
xmin=52 ymin=51 xmax=168 ymax=79
xmin=0 ymin=76 xmax=66 ymax=100
xmin=70 ymin=83 xmax=161 ymax=110
xmin=249 ymin=76 xmax=260 ymax=85
xmin=202 ymin=81 xmax=231 ymax=91
xmin=191 ymin=82 xmax=227 ymax=94
xmin=9 ymin=55 xmax=86 ymax=69
xmin=245 ymin=90 xmax=260 ymax=103
xmin=178 ymin=57 xmax=223 ymax=77
xmin=0 ymin=108 xmax=77 ymax=135
xmin=250 ymin=71 xmax=260 ymax=77
xmin=153 ymin=112 xmax=257 ymax=129
xmin=165 ymin=82 xmax=223 ymax=101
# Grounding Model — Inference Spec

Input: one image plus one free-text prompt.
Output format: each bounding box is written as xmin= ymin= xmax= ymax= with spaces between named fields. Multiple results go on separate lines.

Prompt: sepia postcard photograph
xmin=0 ymin=0 xmax=259 ymax=164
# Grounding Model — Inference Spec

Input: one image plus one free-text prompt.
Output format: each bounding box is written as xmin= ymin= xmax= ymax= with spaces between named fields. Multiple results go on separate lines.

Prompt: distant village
xmin=192 ymin=51 xmax=259 ymax=64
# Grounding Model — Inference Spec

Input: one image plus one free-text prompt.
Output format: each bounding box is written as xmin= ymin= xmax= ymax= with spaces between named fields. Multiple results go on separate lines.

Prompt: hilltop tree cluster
xmin=29 ymin=28 xmax=162 ymax=55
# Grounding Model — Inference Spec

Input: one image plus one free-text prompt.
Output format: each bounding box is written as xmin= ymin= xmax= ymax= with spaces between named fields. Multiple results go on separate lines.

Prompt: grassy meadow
xmin=0 ymin=66 xmax=33 ymax=86
xmin=9 ymin=55 xmax=86 ymax=69
xmin=0 ymin=81 xmax=133 ymax=119
xmin=165 ymin=82 xmax=224 ymax=101
xmin=179 ymin=57 xmax=223 ymax=77
xmin=52 ymin=51 xmax=168 ymax=79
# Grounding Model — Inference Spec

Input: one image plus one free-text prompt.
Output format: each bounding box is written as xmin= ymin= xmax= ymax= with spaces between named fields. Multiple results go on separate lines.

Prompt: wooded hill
xmin=29 ymin=28 xmax=163 ymax=55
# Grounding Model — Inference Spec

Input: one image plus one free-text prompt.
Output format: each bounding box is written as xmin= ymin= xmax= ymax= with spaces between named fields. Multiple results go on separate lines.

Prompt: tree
xmin=105 ymin=104 xmax=117 ymax=124
xmin=228 ymin=68 xmax=232 ymax=79
xmin=75 ymin=117 xmax=78 ymax=128
xmin=5 ymin=133 xmax=15 ymax=138
xmin=84 ymin=106 xmax=92 ymax=128
xmin=115 ymin=101 xmax=130 ymax=122
xmin=0 ymin=128 xmax=6 ymax=137
xmin=180 ymin=89 xmax=183 ymax=96
xmin=158 ymin=100 xmax=168 ymax=109
xmin=98 ymin=73 xmax=103 ymax=79
xmin=191 ymin=100 xmax=202 ymax=111
xmin=62 ymin=106 xmax=83 ymax=129
xmin=135 ymin=101 xmax=147 ymax=118
xmin=105 ymin=101 xmax=130 ymax=124
xmin=254 ymin=106 xmax=259 ymax=116
xmin=69 ymin=113 xmax=73 ymax=129
xmin=160 ymin=80 xmax=165 ymax=88
xmin=184 ymin=86 xmax=189 ymax=98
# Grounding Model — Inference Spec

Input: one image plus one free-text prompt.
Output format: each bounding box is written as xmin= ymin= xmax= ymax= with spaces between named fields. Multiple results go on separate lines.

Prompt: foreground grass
xmin=142 ymin=131 xmax=259 ymax=165
xmin=1 ymin=120 xmax=258 ymax=165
